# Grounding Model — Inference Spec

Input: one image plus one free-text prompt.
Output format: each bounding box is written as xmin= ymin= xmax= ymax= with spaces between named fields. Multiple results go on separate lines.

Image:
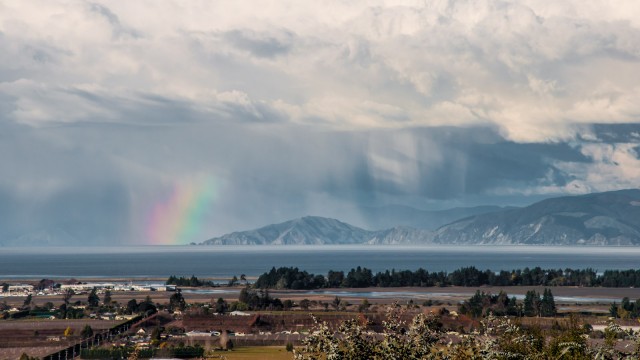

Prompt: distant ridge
xmin=201 ymin=216 xmax=432 ymax=245
xmin=357 ymin=204 xmax=513 ymax=230
xmin=201 ymin=189 xmax=640 ymax=246
xmin=432 ymin=189 xmax=640 ymax=245
xmin=202 ymin=216 xmax=371 ymax=245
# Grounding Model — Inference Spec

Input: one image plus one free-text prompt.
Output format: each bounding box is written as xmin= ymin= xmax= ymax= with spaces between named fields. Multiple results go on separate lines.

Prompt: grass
xmin=210 ymin=346 xmax=294 ymax=360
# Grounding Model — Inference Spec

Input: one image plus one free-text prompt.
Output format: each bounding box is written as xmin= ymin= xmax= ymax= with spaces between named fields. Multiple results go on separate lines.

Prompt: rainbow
xmin=145 ymin=176 xmax=217 ymax=245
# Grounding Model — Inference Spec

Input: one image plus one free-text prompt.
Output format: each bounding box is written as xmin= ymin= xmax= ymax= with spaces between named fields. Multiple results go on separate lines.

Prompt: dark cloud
xmin=223 ymin=29 xmax=294 ymax=58
xmin=1 ymin=2 xmax=639 ymax=244
xmin=0 ymin=119 xmax=637 ymax=244
xmin=37 ymin=182 xmax=131 ymax=245
xmin=590 ymin=123 xmax=640 ymax=143
xmin=87 ymin=3 xmax=141 ymax=39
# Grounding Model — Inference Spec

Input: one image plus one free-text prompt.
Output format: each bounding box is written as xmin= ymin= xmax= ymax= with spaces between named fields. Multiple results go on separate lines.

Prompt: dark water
xmin=0 ymin=245 xmax=638 ymax=279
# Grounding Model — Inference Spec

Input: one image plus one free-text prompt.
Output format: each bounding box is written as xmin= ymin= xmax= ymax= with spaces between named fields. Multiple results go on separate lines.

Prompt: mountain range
xmin=353 ymin=205 xmax=512 ymax=230
xmin=202 ymin=189 xmax=640 ymax=246
xmin=432 ymin=189 xmax=640 ymax=245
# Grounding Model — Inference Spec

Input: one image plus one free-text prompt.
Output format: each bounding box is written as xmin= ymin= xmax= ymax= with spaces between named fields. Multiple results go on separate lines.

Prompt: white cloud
xmin=493 ymin=141 xmax=640 ymax=197
xmin=1 ymin=0 xmax=639 ymax=140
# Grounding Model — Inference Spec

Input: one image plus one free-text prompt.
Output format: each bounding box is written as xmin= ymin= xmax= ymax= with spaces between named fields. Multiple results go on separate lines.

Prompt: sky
xmin=1 ymin=0 xmax=640 ymax=245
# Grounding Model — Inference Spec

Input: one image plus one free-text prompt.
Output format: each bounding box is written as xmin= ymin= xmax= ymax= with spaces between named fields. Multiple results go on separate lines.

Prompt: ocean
xmin=0 ymin=245 xmax=638 ymax=280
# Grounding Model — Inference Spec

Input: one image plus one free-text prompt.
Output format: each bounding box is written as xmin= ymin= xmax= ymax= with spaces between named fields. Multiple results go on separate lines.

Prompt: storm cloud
xmin=0 ymin=1 xmax=639 ymax=244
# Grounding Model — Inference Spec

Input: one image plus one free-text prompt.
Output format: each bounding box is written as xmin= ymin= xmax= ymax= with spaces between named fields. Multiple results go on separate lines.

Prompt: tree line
xmin=254 ymin=266 xmax=640 ymax=289
xmin=458 ymin=289 xmax=556 ymax=318
xmin=165 ymin=275 xmax=214 ymax=287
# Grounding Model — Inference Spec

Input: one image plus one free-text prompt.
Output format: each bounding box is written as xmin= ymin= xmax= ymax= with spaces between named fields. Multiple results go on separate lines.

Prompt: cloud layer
xmin=0 ymin=1 xmax=639 ymax=244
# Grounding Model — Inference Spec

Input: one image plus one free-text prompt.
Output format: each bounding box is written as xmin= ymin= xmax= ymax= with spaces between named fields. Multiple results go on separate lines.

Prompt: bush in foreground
xmin=293 ymin=305 xmax=640 ymax=359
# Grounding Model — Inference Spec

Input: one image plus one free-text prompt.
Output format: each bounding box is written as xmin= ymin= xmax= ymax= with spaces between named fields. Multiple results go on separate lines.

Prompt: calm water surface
xmin=0 ymin=245 xmax=638 ymax=279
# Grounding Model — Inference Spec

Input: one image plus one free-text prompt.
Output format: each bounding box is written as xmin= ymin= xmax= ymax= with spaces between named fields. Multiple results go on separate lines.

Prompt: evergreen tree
xmin=87 ymin=287 xmax=100 ymax=307
xmin=81 ymin=325 xmax=93 ymax=338
xmin=169 ymin=289 xmax=186 ymax=311
xmin=633 ymin=299 xmax=640 ymax=318
xmin=215 ymin=297 xmax=227 ymax=314
xmin=523 ymin=290 xmax=540 ymax=317
xmin=523 ymin=291 xmax=534 ymax=316
xmin=103 ymin=290 xmax=112 ymax=305
xmin=540 ymin=288 xmax=556 ymax=317
xmin=609 ymin=302 xmax=619 ymax=318
xmin=23 ymin=294 xmax=32 ymax=307
xmin=127 ymin=299 xmax=138 ymax=314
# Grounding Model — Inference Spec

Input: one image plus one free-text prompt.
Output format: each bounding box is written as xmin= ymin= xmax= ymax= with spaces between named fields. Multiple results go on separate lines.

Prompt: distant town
xmin=3 ymin=266 xmax=640 ymax=359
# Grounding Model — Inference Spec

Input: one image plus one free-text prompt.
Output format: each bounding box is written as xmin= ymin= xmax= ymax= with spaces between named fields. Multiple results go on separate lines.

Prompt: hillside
xmin=432 ymin=189 xmax=640 ymax=245
xmin=201 ymin=189 xmax=640 ymax=246
xmin=357 ymin=205 xmax=511 ymax=230
xmin=201 ymin=216 xmax=373 ymax=245
xmin=201 ymin=216 xmax=432 ymax=245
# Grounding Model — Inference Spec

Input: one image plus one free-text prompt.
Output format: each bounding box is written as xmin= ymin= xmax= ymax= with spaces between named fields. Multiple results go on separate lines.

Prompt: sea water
xmin=0 ymin=245 xmax=638 ymax=279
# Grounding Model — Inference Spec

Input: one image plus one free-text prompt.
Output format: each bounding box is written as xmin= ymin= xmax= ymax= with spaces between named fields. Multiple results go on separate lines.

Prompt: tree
xmin=523 ymin=290 xmax=540 ymax=317
xmin=300 ymin=299 xmax=311 ymax=311
xmin=610 ymin=302 xmax=619 ymax=318
xmin=138 ymin=295 xmax=156 ymax=314
xmin=60 ymin=290 xmax=74 ymax=319
xmin=238 ymin=285 xmax=251 ymax=303
xmin=215 ymin=298 xmax=227 ymax=314
xmin=81 ymin=325 xmax=93 ymax=338
xmin=358 ymin=299 xmax=371 ymax=312
xmin=240 ymin=274 xmax=247 ymax=283
xmin=23 ymin=294 xmax=33 ymax=307
xmin=1 ymin=283 xmax=8 ymax=293
xmin=295 ymin=306 xmax=445 ymax=359
xmin=327 ymin=270 xmax=344 ymax=288
xmin=633 ymin=299 xmax=640 ymax=318
xmin=127 ymin=299 xmax=138 ymax=314
xmin=103 ymin=290 xmax=112 ymax=305
xmin=547 ymin=315 xmax=589 ymax=359
xmin=228 ymin=275 xmax=239 ymax=287
xmin=63 ymin=289 xmax=74 ymax=308
xmin=64 ymin=326 xmax=74 ymax=337
xmin=58 ymin=303 xmax=67 ymax=319
xmin=619 ymin=306 xmax=630 ymax=320
xmin=87 ymin=287 xmax=100 ymax=307
xmin=331 ymin=296 xmax=341 ymax=310
xmin=540 ymin=288 xmax=556 ymax=317
xmin=169 ymin=290 xmax=186 ymax=311
xmin=459 ymin=290 xmax=485 ymax=318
